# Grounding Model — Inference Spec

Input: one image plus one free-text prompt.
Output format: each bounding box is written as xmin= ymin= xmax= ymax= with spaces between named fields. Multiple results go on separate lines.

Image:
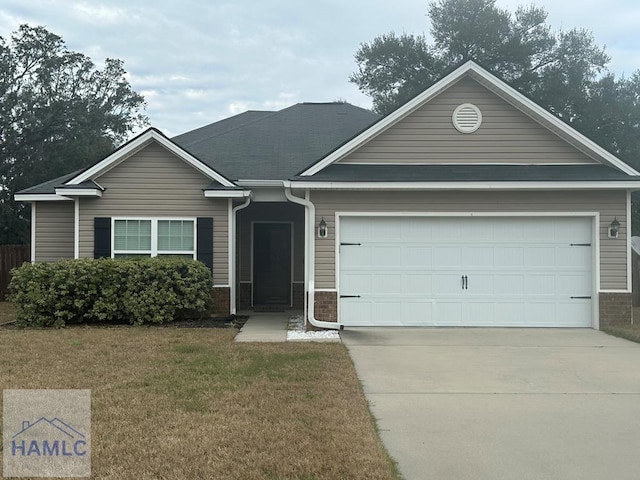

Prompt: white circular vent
xmin=452 ymin=103 xmax=482 ymax=133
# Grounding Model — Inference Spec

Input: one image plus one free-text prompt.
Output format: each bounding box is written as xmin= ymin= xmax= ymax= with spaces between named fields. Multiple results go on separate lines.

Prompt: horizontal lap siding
xmin=78 ymin=143 xmax=229 ymax=284
xmin=311 ymin=190 xmax=627 ymax=290
xmin=339 ymin=76 xmax=596 ymax=165
xmin=35 ymin=201 xmax=75 ymax=262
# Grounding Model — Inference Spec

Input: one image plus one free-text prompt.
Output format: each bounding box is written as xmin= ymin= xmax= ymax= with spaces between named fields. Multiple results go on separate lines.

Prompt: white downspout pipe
xmin=230 ymin=195 xmax=252 ymax=315
xmin=284 ymin=184 xmax=343 ymax=330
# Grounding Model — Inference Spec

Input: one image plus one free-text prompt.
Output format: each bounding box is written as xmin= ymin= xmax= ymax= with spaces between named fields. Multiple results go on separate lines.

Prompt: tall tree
xmin=351 ymin=0 xmax=640 ymax=231
xmin=0 ymin=25 xmax=148 ymax=244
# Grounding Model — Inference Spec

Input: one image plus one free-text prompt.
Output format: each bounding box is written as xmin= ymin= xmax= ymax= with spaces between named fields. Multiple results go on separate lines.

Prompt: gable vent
xmin=452 ymin=103 xmax=482 ymax=133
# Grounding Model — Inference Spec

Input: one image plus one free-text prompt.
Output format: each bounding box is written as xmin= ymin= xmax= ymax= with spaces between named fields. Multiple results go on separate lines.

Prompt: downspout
xmin=284 ymin=183 xmax=343 ymax=330
xmin=230 ymin=194 xmax=252 ymax=315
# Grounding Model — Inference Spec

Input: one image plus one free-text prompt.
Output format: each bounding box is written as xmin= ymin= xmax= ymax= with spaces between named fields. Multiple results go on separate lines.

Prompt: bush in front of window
xmin=8 ymin=258 xmax=213 ymax=327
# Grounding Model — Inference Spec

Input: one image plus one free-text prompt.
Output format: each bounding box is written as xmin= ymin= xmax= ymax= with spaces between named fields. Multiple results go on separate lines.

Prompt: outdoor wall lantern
xmin=318 ymin=217 xmax=328 ymax=238
xmin=609 ymin=217 xmax=620 ymax=239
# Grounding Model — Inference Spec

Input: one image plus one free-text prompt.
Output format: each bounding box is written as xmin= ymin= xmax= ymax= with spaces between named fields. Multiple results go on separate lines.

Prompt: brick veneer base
xmin=293 ymin=283 xmax=304 ymax=309
xmin=238 ymin=283 xmax=252 ymax=310
xmin=599 ymin=292 xmax=632 ymax=327
xmin=314 ymin=291 xmax=337 ymax=324
xmin=211 ymin=286 xmax=231 ymax=316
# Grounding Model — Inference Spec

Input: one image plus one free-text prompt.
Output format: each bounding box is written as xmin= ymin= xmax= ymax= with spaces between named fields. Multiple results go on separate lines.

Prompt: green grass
xmin=0 ymin=327 xmax=401 ymax=479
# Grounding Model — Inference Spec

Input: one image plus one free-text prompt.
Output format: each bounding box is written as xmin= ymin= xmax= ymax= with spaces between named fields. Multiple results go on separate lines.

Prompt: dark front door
xmin=253 ymin=223 xmax=292 ymax=305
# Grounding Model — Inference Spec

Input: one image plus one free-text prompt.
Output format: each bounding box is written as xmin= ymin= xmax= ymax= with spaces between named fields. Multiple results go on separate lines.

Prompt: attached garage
xmin=338 ymin=215 xmax=595 ymax=327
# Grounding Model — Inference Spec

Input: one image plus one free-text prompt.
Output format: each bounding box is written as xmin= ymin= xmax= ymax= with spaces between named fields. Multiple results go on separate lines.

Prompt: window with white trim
xmin=113 ymin=219 xmax=196 ymax=258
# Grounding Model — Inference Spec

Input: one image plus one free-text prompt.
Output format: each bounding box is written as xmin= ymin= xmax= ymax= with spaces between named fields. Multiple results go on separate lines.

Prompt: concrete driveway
xmin=341 ymin=328 xmax=640 ymax=480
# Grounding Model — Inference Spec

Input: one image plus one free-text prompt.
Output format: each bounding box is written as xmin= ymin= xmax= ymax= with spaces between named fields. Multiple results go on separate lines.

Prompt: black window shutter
xmin=197 ymin=217 xmax=214 ymax=273
xmin=94 ymin=217 xmax=111 ymax=258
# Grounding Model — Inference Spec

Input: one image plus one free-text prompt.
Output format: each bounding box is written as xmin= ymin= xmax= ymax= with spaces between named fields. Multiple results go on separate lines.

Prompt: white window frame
xmin=111 ymin=217 xmax=197 ymax=259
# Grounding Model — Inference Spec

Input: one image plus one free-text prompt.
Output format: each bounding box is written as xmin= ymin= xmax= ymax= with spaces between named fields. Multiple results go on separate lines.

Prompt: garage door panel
xmin=403 ymin=273 xmax=432 ymax=295
xmin=373 ymin=274 xmax=402 ymax=294
xmin=495 ymin=247 xmax=524 ymax=268
xmin=557 ymin=247 xmax=591 ymax=268
xmin=339 ymin=216 xmax=593 ymax=328
xmin=466 ymin=274 xmax=494 ymax=295
xmin=462 ymin=247 xmax=494 ymax=267
xmin=373 ymin=246 xmax=402 ymax=266
xmin=432 ymin=247 xmax=462 ymax=267
xmin=341 ymin=273 xmax=371 ymax=294
xmin=433 ymin=274 xmax=466 ymax=296
xmin=402 ymin=301 xmax=436 ymax=326
xmin=494 ymin=275 xmax=524 ymax=295
xmin=463 ymin=302 xmax=495 ymax=325
xmin=403 ymin=246 xmax=432 ymax=267
xmin=341 ymin=245 xmax=371 ymax=267
xmin=556 ymin=274 xmax=591 ymax=296
xmin=525 ymin=275 xmax=556 ymax=295
xmin=524 ymin=247 xmax=555 ymax=268
xmin=434 ymin=302 xmax=462 ymax=326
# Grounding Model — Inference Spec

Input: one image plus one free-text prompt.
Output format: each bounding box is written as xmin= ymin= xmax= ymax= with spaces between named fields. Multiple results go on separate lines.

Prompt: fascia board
xmin=14 ymin=194 xmax=73 ymax=202
xmin=55 ymin=188 xmax=103 ymax=197
xmin=289 ymin=181 xmax=640 ymax=190
xmin=203 ymin=190 xmax=253 ymax=198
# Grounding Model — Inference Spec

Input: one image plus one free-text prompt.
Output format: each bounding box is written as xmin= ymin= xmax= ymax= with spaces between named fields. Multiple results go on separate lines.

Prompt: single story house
xmin=16 ymin=61 xmax=640 ymax=329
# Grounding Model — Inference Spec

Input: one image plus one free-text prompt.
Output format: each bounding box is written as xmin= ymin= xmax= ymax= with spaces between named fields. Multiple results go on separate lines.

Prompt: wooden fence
xmin=0 ymin=245 xmax=30 ymax=301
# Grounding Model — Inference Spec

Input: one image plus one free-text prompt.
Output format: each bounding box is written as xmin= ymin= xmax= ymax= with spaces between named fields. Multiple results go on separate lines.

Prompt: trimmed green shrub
xmin=8 ymin=257 xmax=213 ymax=327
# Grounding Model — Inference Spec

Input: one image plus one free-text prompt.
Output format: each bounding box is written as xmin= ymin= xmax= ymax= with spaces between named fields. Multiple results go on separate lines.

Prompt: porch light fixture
xmin=609 ymin=217 xmax=620 ymax=239
xmin=318 ymin=217 xmax=328 ymax=238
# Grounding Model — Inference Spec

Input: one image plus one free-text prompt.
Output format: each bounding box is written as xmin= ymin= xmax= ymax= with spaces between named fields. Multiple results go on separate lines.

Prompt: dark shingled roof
xmin=17 ymin=170 xmax=84 ymax=195
xmin=172 ymin=103 xmax=381 ymax=181
xmin=291 ymin=164 xmax=640 ymax=182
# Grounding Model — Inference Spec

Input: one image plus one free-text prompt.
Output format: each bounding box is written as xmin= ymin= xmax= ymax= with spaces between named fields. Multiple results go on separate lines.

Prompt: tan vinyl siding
xmin=34 ymin=201 xmax=75 ymax=262
xmin=311 ymin=190 xmax=627 ymax=290
xmin=78 ymin=143 xmax=229 ymax=284
xmin=339 ymin=76 xmax=597 ymax=165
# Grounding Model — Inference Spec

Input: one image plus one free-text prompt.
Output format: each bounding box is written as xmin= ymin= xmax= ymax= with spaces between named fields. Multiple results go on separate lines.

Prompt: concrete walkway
xmin=234 ymin=313 xmax=289 ymax=342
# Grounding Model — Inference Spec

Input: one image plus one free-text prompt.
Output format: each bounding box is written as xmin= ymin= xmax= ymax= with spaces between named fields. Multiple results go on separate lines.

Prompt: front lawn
xmin=0 ymin=327 xmax=400 ymax=479
xmin=0 ymin=301 xmax=15 ymax=324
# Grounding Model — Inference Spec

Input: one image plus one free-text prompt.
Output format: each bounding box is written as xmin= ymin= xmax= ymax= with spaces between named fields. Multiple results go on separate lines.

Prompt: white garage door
xmin=339 ymin=216 xmax=593 ymax=327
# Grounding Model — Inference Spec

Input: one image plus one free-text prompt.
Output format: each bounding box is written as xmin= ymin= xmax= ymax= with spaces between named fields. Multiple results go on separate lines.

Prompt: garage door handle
xmin=570 ymin=243 xmax=591 ymax=247
xmin=340 ymin=295 xmax=361 ymax=298
xmin=340 ymin=242 xmax=361 ymax=246
xmin=461 ymin=275 xmax=468 ymax=290
xmin=570 ymin=296 xmax=591 ymax=299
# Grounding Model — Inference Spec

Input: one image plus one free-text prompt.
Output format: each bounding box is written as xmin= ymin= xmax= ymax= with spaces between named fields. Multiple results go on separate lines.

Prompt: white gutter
xmin=284 ymin=183 xmax=343 ymax=330
xmin=230 ymin=195 xmax=252 ymax=314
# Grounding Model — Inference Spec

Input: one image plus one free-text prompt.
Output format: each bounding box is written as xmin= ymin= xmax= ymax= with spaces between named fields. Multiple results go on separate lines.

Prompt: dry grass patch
xmin=0 ymin=328 xmax=400 ymax=480
xmin=0 ymin=302 xmax=15 ymax=324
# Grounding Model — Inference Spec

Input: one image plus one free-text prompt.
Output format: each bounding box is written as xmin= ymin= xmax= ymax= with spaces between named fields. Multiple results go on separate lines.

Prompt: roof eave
xmin=288 ymin=180 xmax=640 ymax=190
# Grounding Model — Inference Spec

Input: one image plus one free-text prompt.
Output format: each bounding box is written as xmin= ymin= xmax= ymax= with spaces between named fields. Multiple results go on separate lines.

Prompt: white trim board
xmin=14 ymin=194 xmax=72 ymax=202
xmin=290 ymin=181 xmax=640 ymax=190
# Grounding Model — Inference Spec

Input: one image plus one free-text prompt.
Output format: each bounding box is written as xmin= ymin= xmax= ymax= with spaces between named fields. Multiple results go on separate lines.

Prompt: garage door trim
xmin=334 ymin=211 xmax=599 ymax=329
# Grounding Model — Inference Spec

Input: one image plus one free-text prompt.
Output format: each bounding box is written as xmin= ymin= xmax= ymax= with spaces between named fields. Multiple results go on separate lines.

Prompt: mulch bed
xmin=0 ymin=315 xmax=248 ymax=330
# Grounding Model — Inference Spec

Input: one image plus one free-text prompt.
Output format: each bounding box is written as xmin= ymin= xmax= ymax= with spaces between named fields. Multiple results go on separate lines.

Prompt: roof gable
xmin=66 ymin=128 xmax=236 ymax=188
xmin=301 ymin=61 xmax=639 ymax=177
xmin=337 ymin=76 xmax=598 ymax=166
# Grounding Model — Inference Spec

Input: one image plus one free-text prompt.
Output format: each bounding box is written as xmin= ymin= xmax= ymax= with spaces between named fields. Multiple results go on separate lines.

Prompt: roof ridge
xmin=176 ymin=110 xmax=283 ymax=149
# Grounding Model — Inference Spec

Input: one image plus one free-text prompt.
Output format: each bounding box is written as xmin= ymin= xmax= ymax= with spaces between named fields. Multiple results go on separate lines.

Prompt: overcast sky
xmin=1 ymin=1 xmax=639 ymax=137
